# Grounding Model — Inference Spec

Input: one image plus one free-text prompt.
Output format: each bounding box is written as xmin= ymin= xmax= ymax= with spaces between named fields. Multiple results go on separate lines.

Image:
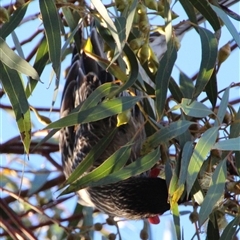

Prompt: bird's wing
xmin=59 ymin=26 xmax=145 ymax=178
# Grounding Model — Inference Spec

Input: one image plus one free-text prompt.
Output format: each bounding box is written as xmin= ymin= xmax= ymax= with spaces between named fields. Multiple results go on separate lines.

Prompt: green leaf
xmin=39 ymin=0 xmax=61 ymax=78
xmin=110 ymin=17 xmax=126 ymax=65
xmin=214 ymin=87 xmax=229 ymax=126
xmin=91 ymin=0 xmax=121 ymax=53
xmin=213 ymin=137 xmax=240 ymax=151
xmin=108 ymin=44 xmax=139 ymax=98
xmin=62 ymin=148 xmax=160 ymax=195
xmin=206 ymin=213 xmax=220 ymax=240
xmin=46 ymin=96 xmax=142 ymax=129
xmin=0 ymin=37 xmax=40 ymax=80
xmin=125 ymin=0 xmax=138 ymax=39
xmin=155 ymin=40 xmax=177 ymax=121
xmin=87 ymin=147 xmax=160 ymax=188
xmin=0 ymin=3 xmax=29 ymax=39
xmin=0 ymin=63 xmax=31 ymax=154
xmin=189 ymin=0 xmax=220 ymax=32
xmin=62 ymin=7 xmax=81 ymax=52
xmin=199 ymin=159 xmax=227 ymax=226
xmin=205 ymin=69 xmax=218 ymax=109
xmin=187 ymin=127 xmax=218 ymax=194
xmin=211 ymin=5 xmax=240 ymax=48
xmin=192 ymin=27 xmax=218 ymax=100
xmin=230 ymin=107 xmax=240 ymax=139
xmin=172 ymin=203 xmax=181 ymax=240
xmin=63 ymin=128 xmax=118 ymax=186
xmin=80 ymin=83 xmax=119 ymax=111
xmin=179 ymin=72 xmax=194 ymax=99
xmin=178 ymin=141 xmax=194 ymax=186
xmin=169 ymin=77 xmax=184 ymax=103
xmin=177 ymin=98 xmax=213 ymax=118
xmin=220 ymin=216 xmax=240 ymax=240
xmin=63 ymin=144 xmax=132 ymax=193
xmin=179 ymin=0 xmax=198 ymax=28
xmin=25 ymin=37 xmax=49 ymax=98
xmin=11 ymin=31 xmax=24 ymax=58
xmin=84 ymin=50 xmax=128 ymax=82
xmin=142 ymin=120 xmax=194 ymax=155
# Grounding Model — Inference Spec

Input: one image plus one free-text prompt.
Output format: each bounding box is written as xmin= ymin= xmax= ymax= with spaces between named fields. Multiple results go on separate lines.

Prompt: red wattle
xmin=148 ymin=216 xmax=160 ymax=224
xmin=150 ymin=168 xmax=160 ymax=177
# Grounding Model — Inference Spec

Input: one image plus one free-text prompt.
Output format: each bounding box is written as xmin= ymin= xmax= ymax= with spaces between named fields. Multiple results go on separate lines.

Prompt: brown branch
xmin=0 ymin=103 xmax=59 ymax=113
xmin=0 ymin=141 xmax=59 ymax=155
xmin=0 ymin=199 xmax=37 ymax=240
xmin=1 ymin=220 xmax=24 ymax=240
xmin=2 ymin=174 xmax=65 ymax=205
xmin=43 ymin=153 xmax=63 ymax=171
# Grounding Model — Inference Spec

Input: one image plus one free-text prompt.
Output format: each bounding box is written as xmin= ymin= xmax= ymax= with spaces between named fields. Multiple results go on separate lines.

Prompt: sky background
xmin=1 ymin=0 xmax=239 ymax=239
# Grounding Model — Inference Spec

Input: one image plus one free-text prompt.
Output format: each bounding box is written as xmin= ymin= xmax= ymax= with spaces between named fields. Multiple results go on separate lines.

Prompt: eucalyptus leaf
xmin=192 ymin=27 xmax=218 ymax=100
xmin=213 ymin=137 xmax=240 ymax=151
xmin=187 ymin=127 xmax=218 ymax=194
xmin=46 ymin=96 xmax=142 ymax=130
xmin=178 ymin=98 xmax=213 ymax=118
xmin=199 ymin=159 xmax=226 ymax=226
xmin=0 ymin=37 xmax=40 ymax=80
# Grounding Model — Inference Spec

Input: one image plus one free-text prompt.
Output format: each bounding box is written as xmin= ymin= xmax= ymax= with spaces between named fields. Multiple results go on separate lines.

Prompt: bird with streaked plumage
xmin=59 ymin=25 xmax=175 ymax=224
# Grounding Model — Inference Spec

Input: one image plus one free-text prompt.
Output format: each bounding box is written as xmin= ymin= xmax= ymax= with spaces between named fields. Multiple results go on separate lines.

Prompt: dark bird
xmin=59 ymin=26 xmax=170 ymax=222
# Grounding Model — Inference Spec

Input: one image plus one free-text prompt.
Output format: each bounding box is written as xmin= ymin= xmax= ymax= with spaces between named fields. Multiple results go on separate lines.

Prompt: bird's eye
xmin=149 ymin=37 xmax=155 ymax=43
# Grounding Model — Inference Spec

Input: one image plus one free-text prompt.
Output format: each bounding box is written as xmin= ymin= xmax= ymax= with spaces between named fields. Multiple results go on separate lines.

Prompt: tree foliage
xmin=0 ymin=0 xmax=240 ymax=239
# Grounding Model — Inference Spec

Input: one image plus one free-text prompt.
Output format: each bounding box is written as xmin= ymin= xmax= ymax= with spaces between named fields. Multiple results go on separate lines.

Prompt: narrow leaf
xmin=229 ymin=107 xmax=240 ymax=139
xmin=63 ymin=145 xmax=132 ymax=192
xmin=178 ymin=98 xmax=213 ymax=118
xmin=192 ymin=27 xmax=218 ymax=100
xmin=214 ymin=87 xmax=229 ymax=126
xmin=87 ymin=147 xmax=160 ymax=188
xmin=178 ymin=141 xmax=194 ymax=186
xmin=172 ymin=203 xmax=181 ymax=240
xmin=155 ymin=41 xmax=177 ymax=121
xmin=220 ymin=216 xmax=240 ymax=240
xmin=211 ymin=5 xmax=240 ymax=48
xmin=199 ymin=159 xmax=227 ymax=226
xmin=187 ymin=127 xmax=218 ymax=194
xmin=91 ymin=0 xmax=121 ymax=53
xmin=45 ymin=96 xmax=142 ymax=130
xmin=62 ymin=148 xmax=160 ymax=195
xmin=80 ymin=83 xmax=119 ymax=110
xmin=0 ymin=62 xmax=31 ymax=154
xmin=39 ymin=0 xmax=61 ymax=78
xmin=213 ymin=137 xmax=240 ymax=151
xmin=205 ymin=69 xmax=218 ymax=109
xmin=189 ymin=0 xmax=220 ymax=32
xmin=84 ymin=50 xmax=128 ymax=82
xmin=108 ymin=44 xmax=139 ymax=98
xmin=169 ymin=77 xmax=184 ymax=103
xmin=125 ymin=0 xmax=138 ymax=38
xmin=25 ymin=37 xmax=49 ymax=98
xmin=0 ymin=37 xmax=40 ymax=80
xmin=179 ymin=72 xmax=194 ymax=99
xmin=0 ymin=3 xmax=28 ymax=39
xmin=142 ymin=120 xmax=194 ymax=154
xmin=64 ymin=128 xmax=118 ymax=185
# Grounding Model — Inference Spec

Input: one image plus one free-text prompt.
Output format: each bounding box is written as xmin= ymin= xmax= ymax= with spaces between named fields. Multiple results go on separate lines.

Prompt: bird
xmin=59 ymin=25 xmax=171 ymax=222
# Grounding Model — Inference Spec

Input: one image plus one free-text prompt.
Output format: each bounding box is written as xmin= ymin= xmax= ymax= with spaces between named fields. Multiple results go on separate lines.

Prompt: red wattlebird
xmin=59 ymin=26 xmax=170 ymax=223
